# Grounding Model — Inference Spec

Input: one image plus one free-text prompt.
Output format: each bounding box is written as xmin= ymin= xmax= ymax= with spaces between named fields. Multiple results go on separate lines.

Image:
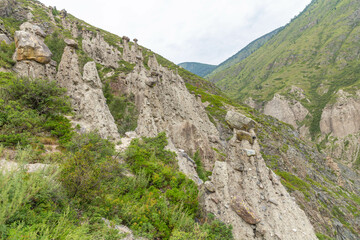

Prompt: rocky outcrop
xmin=13 ymin=22 xmax=56 ymax=79
xmin=82 ymin=31 xmax=121 ymax=68
xmin=56 ymin=44 xmax=120 ymax=140
xmin=201 ymin=130 xmax=317 ymax=239
xmin=13 ymin=59 xmax=57 ymax=80
xmin=115 ymin=57 xmax=220 ymax=169
xmin=0 ymin=0 xmax=28 ymax=20
xmin=110 ymin=45 xmax=317 ymax=237
xmin=320 ymin=90 xmax=360 ymax=138
xmin=264 ymin=94 xmax=308 ymax=127
xmin=14 ymin=23 xmax=52 ymax=64
xmin=226 ymin=111 xmax=256 ymax=131
xmin=0 ymin=33 xmax=10 ymax=44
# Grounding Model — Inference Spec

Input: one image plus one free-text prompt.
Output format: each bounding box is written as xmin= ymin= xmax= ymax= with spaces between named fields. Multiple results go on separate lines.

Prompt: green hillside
xmin=178 ymin=62 xmax=217 ymax=77
xmin=0 ymin=0 xmax=359 ymax=239
xmin=207 ymin=27 xmax=283 ymax=81
xmin=213 ymin=0 xmax=360 ymax=136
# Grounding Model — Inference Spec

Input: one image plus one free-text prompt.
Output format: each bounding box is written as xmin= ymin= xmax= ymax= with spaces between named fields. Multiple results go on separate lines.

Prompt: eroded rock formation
xmin=201 ymin=126 xmax=317 ymax=239
xmin=109 ymin=47 xmax=317 ymax=238
xmin=82 ymin=31 xmax=121 ymax=68
xmin=12 ymin=22 xmax=56 ymax=79
xmin=56 ymin=43 xmax=120 ymax=140
xmin=320 ymin=90 xmax=360 ymax=138
xmin=264 ymin=94 xmax=308 ymax=127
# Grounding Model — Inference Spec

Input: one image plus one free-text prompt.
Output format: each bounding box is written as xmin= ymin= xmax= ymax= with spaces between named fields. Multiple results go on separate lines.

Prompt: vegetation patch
xmin=0 ymin=73 xmax=72 ymax=147
xmin=275 ymin=170 xmax=311 ymax=200
xmin=0 ymin=42 xmax=16 ymax=69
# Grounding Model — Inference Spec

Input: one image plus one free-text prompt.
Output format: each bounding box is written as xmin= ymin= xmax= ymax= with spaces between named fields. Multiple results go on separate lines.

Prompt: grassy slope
xmin=207 ymin=27 xmax=283 ymax=81
xmin=1 ymin=0 xmax=359 ymax=238
xmin=214 ymin=0 xmax=360 ymax=136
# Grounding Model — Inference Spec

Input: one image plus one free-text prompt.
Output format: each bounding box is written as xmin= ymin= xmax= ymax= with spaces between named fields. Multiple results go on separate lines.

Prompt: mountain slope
xmin=178 ymin=62 xmax=216 ymax=77
xmin=0 ymin=0 xmax=359 ymax=239
xmin=211 ymin=0 xmax=360 ymax=168
xmin=207 ymin=27 xmax=283 ymax=81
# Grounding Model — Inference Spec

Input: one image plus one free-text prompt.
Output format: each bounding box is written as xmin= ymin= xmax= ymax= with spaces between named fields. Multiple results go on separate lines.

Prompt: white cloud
xmin=39 ymin=0 xmax=311 ymax=64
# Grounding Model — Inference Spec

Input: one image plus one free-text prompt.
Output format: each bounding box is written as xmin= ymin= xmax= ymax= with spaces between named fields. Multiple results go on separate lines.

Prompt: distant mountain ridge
xmin=206 ymin=27 xmax=283 ymax=81
xmin=179 ymin=27 xmax=282 ymax=79
xmin=178 ymin=62 xmax=216 ymax=77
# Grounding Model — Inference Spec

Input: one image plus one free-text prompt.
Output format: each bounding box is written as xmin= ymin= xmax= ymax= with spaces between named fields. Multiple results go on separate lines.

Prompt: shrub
xmin=0 ymin=76 xmax=72 ymax=147
xmin=0 ymin=41 xmax=16 ymax=68
xmin=60 ymin=132 xmax=120 ymax=202
xmin=44 ymin=31 xmax=66 ymax=66
xmin=2 ymin=77 xmax=71 ymax=115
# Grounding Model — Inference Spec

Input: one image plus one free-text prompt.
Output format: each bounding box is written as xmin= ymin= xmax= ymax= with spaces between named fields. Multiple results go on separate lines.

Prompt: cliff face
xmin=1 ymin=0 xmax=358 ymax=239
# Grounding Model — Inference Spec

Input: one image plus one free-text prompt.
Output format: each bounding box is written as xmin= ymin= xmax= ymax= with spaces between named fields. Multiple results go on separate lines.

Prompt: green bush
xmin=107 ymin=93 xmax=138 ymax=136
xmin=44 ymin=31 xmax=66 ymax=66
xmin=0 ymin=160 xmax=120 ymax=239
xmin=60 ymin=132 xmax=120 ymax=202
xmin=193 ymin=150 xmax=211 ymax=181
xmin=3 ymin=77 xmax=71 ymax=115
xmin=0 ymin=41 xmax=16 ymax=68
xmin=0 ymin=75 xmax=72 ymax=147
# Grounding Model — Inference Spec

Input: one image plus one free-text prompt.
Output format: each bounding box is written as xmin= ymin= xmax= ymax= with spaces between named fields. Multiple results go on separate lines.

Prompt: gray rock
xmin=64 ymin=38 xmax=78 ymax=49
xmin=231 ymin=196 xmax=261 ymax=225
xmin=204 ymin=181 xmax=216 ymax=193
xmin=20 ymin=22 xmax=46 ymax=38
xmin=236 ymin=130 xmax=254 ymax=144
xmin=14 ymin=30 xmax=52 ymax=64
xmin=0 ymin=33 xmax=10 ymax=44
xmin=264 ymin=94 xmax=308 ymax=128
xmin=225 ymin=111 xmax=256 ymax=131
xmin=82 ymin=31 xmax=121 ymax=68
xmin=145 ymin=78 xmax=157 ymax=87
xmin=245 ymin=149 xmax=256 ymax=157
xmin=56 ymin=47 xmax=120 ymax=140
xmin=13 ymin=60 xmax=56 ymax=80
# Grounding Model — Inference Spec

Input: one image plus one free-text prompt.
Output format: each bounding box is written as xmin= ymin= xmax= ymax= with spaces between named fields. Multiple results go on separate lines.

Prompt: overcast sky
xmin=39 ymin=0 xmax=312 ymax=65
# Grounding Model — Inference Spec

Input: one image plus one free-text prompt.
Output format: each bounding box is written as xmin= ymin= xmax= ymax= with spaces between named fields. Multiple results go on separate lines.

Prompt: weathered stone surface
xmin=225 ymin=111 xmax=256 ymax=130
xmin=82 ymin=31 xmax=121 ymax=68
xmin=204 ymin=181 xmax=216 ymax=193
xmin=102 ymin=218 xmax=147 ymax=240
xmin=116 ymin=63 xmax=219 ymax=169
xmin=0 ymin=159 xmax=53 ymax=173
xmin=145 ymin=77 xmax=157 ymax=87
xmin=14 ymin=30 xmax=52 ymax=64
xmin=64 ymin=38 xmax=78 ymax=49
xmin=320 ymin=90 xmax=360 ymax=138
xmin=231 ymin=196 xmax=261 ymax=224
xmin=245 ymin=149 xmax=256 ymax=157
xmin=201 ymin=134 xmax=317 ymax=239
xmin=264 ymin=94 xmax=308 ymax=127
xmin=56 ymin=46 xmax=120 ymax=140
xmin=0 ymin=33 xmax=10 ymax=44
xmin=235 ymin=129 xmax=254 ymax=144
xmin=20 ymin=22 xmax=46 ymax=38
xmin=13 ymin=59 xmax=56 ymax=80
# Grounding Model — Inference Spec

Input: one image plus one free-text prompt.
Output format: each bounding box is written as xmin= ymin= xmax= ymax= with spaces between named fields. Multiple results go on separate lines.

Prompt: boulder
xmin=225 ymin=111 xmax=256 ymax=130
xmin=235 ymin=129 xmax=254 ymax=144
xmin=145 ymin=78 xmax=157 ymax=87
xmin=204 ymin=181 xmax=216 ymax=193
xmin=231 ymin=196 xmax=261 ymax=225
xmin=20 ymin=22 xmax=46 ymax=38
xmin=64 ymin=38 xmax=78 ymax=49
xmin=14 ymin=30 xmax=52 ymax=64
xmin=0 ymin=33 xmax=10 ymax=44
xmin=245 ymin=149 xmax=256 ymax=157
xmin=13 ymin=59 xmax=56 ymax=80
